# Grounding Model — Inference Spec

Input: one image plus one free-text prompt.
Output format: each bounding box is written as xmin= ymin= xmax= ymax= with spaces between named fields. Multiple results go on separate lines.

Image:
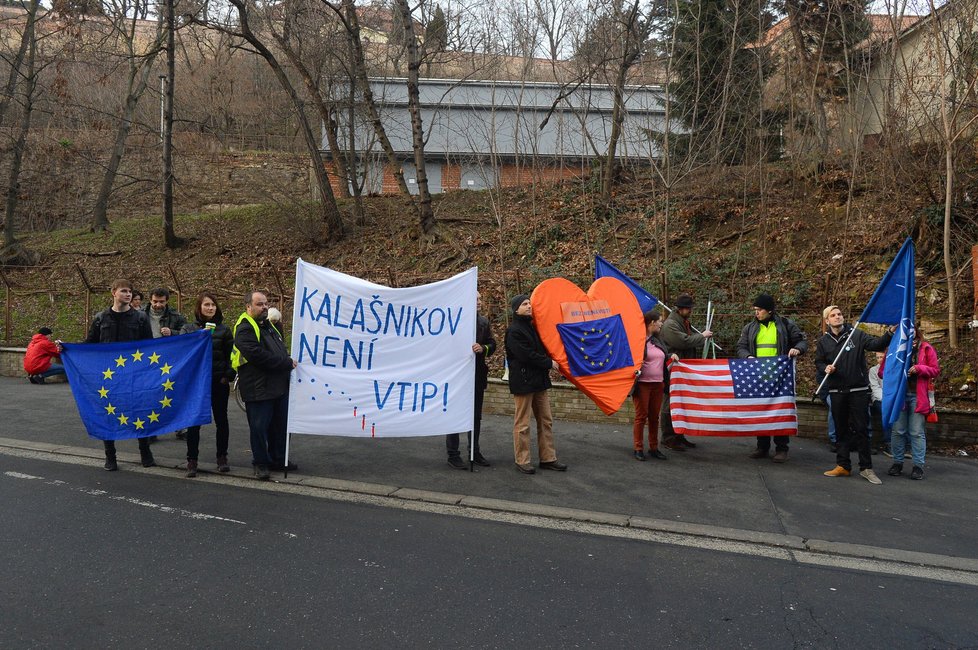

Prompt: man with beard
xmin=233 ymin=290 xmax=297 ymax=480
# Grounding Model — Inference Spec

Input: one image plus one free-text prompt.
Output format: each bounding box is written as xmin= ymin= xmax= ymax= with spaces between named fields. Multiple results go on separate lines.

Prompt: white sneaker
xmin=859 ymin=469 xmax=882 ymax=485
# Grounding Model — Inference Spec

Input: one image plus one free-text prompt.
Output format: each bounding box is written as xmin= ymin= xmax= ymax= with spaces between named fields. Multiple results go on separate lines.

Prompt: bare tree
xmin=91 ymin=0 xmax=166 ymax=233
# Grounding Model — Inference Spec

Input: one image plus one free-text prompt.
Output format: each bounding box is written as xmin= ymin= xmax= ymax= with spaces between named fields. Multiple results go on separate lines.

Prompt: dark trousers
xmin=245 ymin=392 xmax=289 ymax=467
xmin=831 ymin=389 xmax=872 ymax=471
xmin=186 ymin=379 xmax=231 ymax=461
xmin=447 ymin=386 xmax=485 ymax=458
xmin=756 ymin=435 xmax=790 ymax=452
xmin=104 ymin=437 xmax=151 ymax=459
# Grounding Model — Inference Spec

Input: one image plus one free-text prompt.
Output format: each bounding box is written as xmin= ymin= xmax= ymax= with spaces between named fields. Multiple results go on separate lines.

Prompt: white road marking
xmin=3 ymin=463 xmax=246 ymax=525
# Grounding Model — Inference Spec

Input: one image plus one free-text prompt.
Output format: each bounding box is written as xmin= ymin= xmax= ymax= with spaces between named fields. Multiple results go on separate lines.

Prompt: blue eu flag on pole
xmin=62 ymin=330 xmax=212 ymax=440
xmin=557 ymin=315 xmax=634 ymax=377
xmin=858 ymin=238 xmax=915 ymax=429
xmin=594 ymin=255 xmax=659 ymax=313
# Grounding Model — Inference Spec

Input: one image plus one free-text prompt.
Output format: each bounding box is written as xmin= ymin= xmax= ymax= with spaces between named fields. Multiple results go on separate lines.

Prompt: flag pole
xmin=284 ymin=431 xmax=291 ymax=479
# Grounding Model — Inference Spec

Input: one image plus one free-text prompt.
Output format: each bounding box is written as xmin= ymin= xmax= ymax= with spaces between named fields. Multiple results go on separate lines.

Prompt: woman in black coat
xmin=181 ymin=292 xmax=235 ymax=476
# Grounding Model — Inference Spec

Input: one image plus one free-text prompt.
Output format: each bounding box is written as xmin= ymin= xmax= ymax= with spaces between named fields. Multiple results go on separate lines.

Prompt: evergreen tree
xmin=668 ymin=0 xmax=773 ymax=164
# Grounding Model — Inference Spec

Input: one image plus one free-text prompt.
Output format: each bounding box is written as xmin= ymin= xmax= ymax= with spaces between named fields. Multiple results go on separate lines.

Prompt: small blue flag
xmin=594 ymin=255 xmax=659 ymax=313
xmin=62 ymin=330 xmax=213 ymax=440
xmin=859 ymin=238 xmax=915 ymax=428
xmin=557 ymin=314 xmax=634 ymax=377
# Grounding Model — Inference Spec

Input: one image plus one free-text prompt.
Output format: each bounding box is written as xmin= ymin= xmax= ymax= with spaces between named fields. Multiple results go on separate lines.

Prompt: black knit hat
xmin=38 ymin=327 xmax=52 ymax=336
xmin=753 ymin=293 xmax=776 ymax=312
xmin=511 ymin=294 xmax=530 ymax=314
xmin=675 ymin=293 xmax=694 ymax=309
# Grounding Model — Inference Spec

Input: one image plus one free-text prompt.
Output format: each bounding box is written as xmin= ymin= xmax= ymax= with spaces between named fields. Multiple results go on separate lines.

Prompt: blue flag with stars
xmin=557 ymin=314 xmax=634 ymax=377
xmin=61 ymin=330 xmax=212 ymax=440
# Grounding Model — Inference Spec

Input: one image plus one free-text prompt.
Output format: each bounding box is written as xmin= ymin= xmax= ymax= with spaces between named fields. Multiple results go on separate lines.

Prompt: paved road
xmin=3 ymin=454 xmax=977 ymax=649
xmin=4 ymin=377 xmax=978 ymax=561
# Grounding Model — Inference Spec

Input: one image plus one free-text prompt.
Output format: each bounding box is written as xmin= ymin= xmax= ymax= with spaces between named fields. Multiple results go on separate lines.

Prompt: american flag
xmin=669 ymin=356 xmax=798 ymax=437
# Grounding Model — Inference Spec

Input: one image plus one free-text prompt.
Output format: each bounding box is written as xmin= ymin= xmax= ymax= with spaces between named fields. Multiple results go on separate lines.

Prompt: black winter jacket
xmin=475 ymin=314 xmax=496 ymax=388
xmin=736 ymin=314 xmax=808 ymax=358
xmin=233 ymin=317 xmax=293 ymax=401
xmin=815 ymin=324 xmax=892 ymax=392
xmin=85 ymin=307 xmax=153 ymax=343
xmin=181 ymin=310 xmax=235 ymax=383
xmin=505 ymin=315 xmax=553 ymax=395
xmin=143 ymin=304 xmax=187 ymax=336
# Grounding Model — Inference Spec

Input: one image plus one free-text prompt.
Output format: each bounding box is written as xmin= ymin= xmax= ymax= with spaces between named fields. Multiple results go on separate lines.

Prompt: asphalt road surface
xmin=2 ymin=454 xmax=976 ymax=649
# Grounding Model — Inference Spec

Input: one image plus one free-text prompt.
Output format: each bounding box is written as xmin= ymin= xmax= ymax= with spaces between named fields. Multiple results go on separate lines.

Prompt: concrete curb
xmin=3 ymin=436 xmax=977 ymax=575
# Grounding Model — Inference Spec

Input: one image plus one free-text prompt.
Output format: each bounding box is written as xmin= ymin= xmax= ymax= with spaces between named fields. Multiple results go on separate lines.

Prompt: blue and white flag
xmin=594 ymin=255 xmax=659 ymax=313
xmin=556 ymin=314 xmax=634 ymax=377
xmin=859 ymin=238 xmax=915 ymax=428
xmin=62 ymin=330 xmax=212 ymax=440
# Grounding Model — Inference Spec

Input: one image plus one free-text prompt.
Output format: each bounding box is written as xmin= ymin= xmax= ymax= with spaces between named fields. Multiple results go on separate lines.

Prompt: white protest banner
xmin=288 ymin=259 xmax=477 ymax=437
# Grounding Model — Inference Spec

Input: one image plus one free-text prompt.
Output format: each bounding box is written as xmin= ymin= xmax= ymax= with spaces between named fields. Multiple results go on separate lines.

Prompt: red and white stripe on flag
xmin=669 ymin=357 xmax=798 ymax=437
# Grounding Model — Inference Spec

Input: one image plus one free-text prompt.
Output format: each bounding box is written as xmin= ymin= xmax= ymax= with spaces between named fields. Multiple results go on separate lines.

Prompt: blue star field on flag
xmin=61 ymin=329 xmax=212 ymax=440
xmin=556 ymin=314 xmax=634 ymax=377
xmin=729 ymin=357 xmax=795 ymax=399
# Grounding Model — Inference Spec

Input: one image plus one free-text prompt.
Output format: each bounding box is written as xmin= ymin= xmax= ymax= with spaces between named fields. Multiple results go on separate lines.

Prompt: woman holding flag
xmin=881 ymin=325 xmax=939 ymax=480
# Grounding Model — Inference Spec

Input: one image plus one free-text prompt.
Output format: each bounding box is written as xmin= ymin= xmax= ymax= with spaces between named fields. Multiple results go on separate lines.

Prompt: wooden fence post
xmin=0 ymin=268 xmax=11 ymax=343
xmin=75 ymin=263 xmax=93 ymax=334
xmin=167 ymin=264 xmax=183 ymax=313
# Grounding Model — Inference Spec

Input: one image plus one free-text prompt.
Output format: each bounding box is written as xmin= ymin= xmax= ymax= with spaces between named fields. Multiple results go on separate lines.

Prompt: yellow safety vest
xmin=231 ymin=312 xmax=260 ymax=370
xmin=755 ymin=321 xmax=778 ymax=357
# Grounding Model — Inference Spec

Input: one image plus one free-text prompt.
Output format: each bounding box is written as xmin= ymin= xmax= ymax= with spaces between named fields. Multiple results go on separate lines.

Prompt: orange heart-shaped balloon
xmin=531 ymin=277 xmax=645 ymax=415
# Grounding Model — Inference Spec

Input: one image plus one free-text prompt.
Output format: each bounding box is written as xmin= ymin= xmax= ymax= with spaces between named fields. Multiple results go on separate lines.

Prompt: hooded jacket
xmin=660 ymin=310 xmax=706 ymax=359
xmin=24 ymin=334 xmax=59 ymax=374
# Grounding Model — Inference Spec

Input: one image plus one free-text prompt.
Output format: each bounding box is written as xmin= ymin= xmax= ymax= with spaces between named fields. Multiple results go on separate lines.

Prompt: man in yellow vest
xmin=233 ymin=290 xmax=297 ymax=480
xmin=736 ymin=294 xmax=807 ymax=463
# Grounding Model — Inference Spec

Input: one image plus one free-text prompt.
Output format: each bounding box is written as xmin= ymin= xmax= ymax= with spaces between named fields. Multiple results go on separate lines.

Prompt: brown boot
xmin=216 ymin=455 xmax=230 ymax=473
xmin=185 ymin=460 xmax=198 ymax=478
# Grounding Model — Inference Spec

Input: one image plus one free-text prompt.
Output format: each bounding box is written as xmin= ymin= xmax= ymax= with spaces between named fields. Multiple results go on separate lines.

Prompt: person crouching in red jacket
xmin=24 ymin=327 xmax=66 ymax=384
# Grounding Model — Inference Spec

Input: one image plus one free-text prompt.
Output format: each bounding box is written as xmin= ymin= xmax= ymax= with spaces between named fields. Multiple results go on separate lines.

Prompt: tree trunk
xmin=944 ymin=146 xmax=957 ymax=348
xmin=162 ymin=0 xmax=179 ymax=248
xmin=0 ymin=0 xmax=39 ymax=128
xmin=229 ymin=0 xmax=344 ymax=241
xmin=338 ymin=0 xmax=412 ymax=197
xmin=3 ymin=9 xmax=37 ymax=250
xmin=92 ymin=46 xmax=162 ymax=233
xmin=393 ymin=0 xmax=436 ymax=236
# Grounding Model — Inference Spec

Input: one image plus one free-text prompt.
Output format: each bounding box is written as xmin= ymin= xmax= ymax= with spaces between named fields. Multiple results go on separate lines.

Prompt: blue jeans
xmin=39 ymin=363 xmax=66 ymax=379
xmin=891 ymin=394 xmax=926 ymax=467
xmin=244 ymin=392 xmax=289 ymax=467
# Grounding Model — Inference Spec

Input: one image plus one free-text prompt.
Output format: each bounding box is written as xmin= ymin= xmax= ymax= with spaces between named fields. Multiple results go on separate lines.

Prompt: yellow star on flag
xmin=132 ymin=350 xmax=144 ymax=362
xmin=159 ymin=363 xmax=172 ymax=375
xmin=148 ymin=352 xmax=160 ymax=364
xmin=98 ymin=387 xmax=109 ymax=398
xmin=160 ymin=397 xmax=172 ymax=408
xmin=105 ymin=404 xmax=116 ymax=415
xmin=162 ymin=379 xmax=175 ymax=391
xmin=133 ymin=419 xmax=145 ymax=430
xmin=115 ymin=355 xmax=127 ymax=367
xmin=147 ymin=411 xmax=160 ymax=423
xmin=102 ymin=368 xmax=115 ymax=380
xmin=117 ymin=414 xmax=128 ymax=426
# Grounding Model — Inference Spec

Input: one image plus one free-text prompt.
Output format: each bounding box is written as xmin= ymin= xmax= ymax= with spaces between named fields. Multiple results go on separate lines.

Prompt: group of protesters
xmin=24 ymin=279 xmax=939 ymax=485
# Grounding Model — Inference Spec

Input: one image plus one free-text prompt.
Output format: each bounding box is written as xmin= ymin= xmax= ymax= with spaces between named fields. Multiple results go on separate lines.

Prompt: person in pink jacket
xmin=882 ymin=328 xmax=940 ymax=480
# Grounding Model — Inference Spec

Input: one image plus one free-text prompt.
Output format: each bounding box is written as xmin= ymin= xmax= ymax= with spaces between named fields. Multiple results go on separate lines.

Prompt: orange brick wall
xmin=324 ymin=159 xmax=585 ymax=196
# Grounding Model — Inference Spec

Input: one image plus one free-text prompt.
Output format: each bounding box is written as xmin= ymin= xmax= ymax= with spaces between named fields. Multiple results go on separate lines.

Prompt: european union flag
xmin=859 ymin=238 xmax=915 ymax=428
xmin=62 ymin=330 xmax=212 ymax=440
xmin=557 ymin=315 xmax=634 ymax=377
xmin=594 ymin=255 xmax=659 ymax=313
